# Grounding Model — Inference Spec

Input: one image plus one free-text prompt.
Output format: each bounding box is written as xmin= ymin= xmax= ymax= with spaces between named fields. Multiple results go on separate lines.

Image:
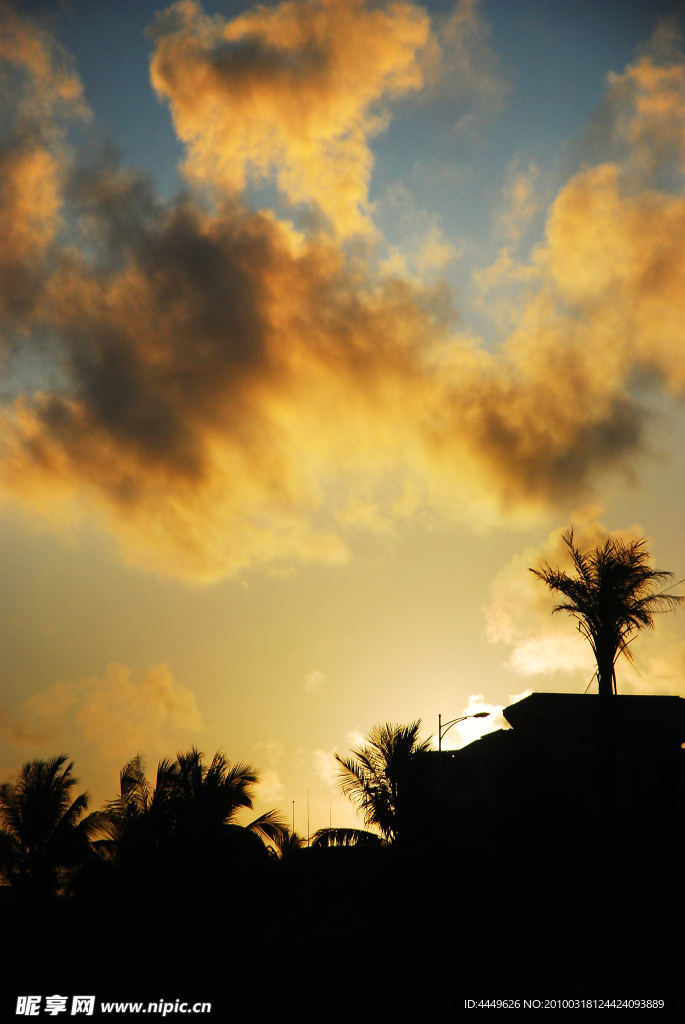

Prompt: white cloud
xmin=304 ymin=669 xmax=326 ymax=694
xmin=508 ymin=636 xmax=595 ymax=677
xmin=437 ymin=692 xmax=524 ymax=750
xmin=311 ymin=748 xmax=338 ymax=789
xmin=253 ymin=737 xmax=285 ymax=766
xmin=255 ymin=767 xmax=284 ymax=805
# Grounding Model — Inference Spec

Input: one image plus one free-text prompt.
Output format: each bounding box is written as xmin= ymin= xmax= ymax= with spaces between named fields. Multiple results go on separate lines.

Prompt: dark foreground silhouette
xmin=2 ymin=698 xmax=685 ymax=1017
xmin=1 ymin=812 xmax=683 ymax=1017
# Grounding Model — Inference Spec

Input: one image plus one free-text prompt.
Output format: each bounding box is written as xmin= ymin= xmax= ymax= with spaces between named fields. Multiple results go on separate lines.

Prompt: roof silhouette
xmin=502 ymin=692 xmax=685 ymax=746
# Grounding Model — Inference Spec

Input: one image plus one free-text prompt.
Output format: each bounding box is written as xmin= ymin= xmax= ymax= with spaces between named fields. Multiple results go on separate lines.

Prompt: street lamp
xmin=437 ymin=711 xmax=490 ymax=788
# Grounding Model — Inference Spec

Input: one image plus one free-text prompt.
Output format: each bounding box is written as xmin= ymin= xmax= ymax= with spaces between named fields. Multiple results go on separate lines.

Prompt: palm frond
xmin=245 ymin=809 xmax=289 ymax=844
xmin=310 ymin=827 xmax=384 ymax=848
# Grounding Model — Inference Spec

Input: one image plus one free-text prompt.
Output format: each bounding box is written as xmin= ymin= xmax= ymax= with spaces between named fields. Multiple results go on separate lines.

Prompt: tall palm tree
xmin=331 ymin=722 xmax=432 ymax=845
xmin=530 ymin=530 xmax=683 ymax=806
xmin=0 ymin=755 xmax=102 ymax=897
xmin=530 ymin=530 xmax=683 ymax=697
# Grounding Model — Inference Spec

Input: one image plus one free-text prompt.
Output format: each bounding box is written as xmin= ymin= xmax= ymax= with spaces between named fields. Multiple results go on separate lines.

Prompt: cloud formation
xmin=22 ymin=662 xmax=202 ymax=760
xmin=0 ymin=0 xmax=86 ymax=329
xmin=498 ymin=161 xmax=539 ymax=242
xmin=148 ymin=0 xmax=433 ymax=236
xmin=311 ymin=747 xmax=338 ymax=788
xmin=254 ymin=767 xmax=284 ymax=804
xmin=430 ymin=0 xmax=507 ymax=125
xmin=2 ymin=6 xmax=685 ymax=580
xmin=304 ymin=669 xmax=326 ymax=693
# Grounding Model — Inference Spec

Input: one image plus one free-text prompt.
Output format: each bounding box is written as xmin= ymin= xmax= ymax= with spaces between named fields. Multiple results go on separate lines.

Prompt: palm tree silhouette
xmin=94 ymin=753 xmax=160 ymax=871
xmin=101 ymin=749 xmax=288 ymax=873
xmin=530 ymin=530 xmax=683 ymax=698
xmin=0 ymin=755 xmax=102 ymax=897
xmin=530 ymin=530 xmax=683 ymax=806
xmin=330 ymin=721 xmax=432 ymax=845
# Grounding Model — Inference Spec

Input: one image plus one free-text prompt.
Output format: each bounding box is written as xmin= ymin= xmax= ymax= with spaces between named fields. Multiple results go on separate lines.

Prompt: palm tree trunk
xmin=597 ymin=657 xmax=616 ymax=821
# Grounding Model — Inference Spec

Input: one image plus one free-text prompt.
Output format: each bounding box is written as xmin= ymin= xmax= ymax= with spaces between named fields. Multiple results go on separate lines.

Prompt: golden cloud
xmin=1 ymin=6 xmax=685 ymax=581
xmin=0 ymin=1 xmax=86 ymax=327
xmin=148 ymin=0 xmax=432 ymax=236
xmin=23 ymin=662 xmax=202 ymax=761
xmin=604 ymin=17 xmax=685 ymax=178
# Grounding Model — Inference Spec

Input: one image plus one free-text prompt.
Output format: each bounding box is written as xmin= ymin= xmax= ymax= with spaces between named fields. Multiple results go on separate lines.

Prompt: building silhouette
xmin=419 ymin=692 xmax=685 ymax=832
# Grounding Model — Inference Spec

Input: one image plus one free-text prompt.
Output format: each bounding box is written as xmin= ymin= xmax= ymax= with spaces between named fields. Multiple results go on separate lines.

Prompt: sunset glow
xmin=2 ymin=0 xmax=685 ymax=839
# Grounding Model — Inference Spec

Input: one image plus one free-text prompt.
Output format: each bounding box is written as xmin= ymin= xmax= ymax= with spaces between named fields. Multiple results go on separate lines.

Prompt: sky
xmin=2 ymin=0 xmax=685 ymax=835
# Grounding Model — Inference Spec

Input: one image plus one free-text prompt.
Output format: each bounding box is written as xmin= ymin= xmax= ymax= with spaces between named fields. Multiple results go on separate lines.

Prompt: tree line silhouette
xmin=0 ymin=729 xmax=429 ymax=899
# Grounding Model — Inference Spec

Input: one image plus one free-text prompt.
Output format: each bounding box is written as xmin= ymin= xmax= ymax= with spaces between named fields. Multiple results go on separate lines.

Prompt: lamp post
xmin=438 ymin=712 xmax=490 ymax=789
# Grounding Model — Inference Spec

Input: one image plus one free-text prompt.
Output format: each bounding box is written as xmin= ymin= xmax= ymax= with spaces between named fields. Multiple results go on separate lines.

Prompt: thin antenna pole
xmin=292 ymin=800 xmax=295 ymax=836
xmin=307 ymin=789 xmax=310 ymax=847
xmin=438 ymin=713 xmax=442 ymax=789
